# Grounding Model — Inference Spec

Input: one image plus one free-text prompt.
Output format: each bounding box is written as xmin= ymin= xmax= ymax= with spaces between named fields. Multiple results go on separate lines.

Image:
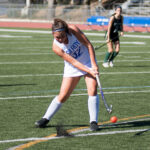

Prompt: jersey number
xmin=72 ymin=47 xmax=81 ymax=59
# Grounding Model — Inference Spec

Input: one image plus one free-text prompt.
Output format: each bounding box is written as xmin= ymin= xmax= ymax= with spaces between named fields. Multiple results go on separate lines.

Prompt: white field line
xmin=123 ymin=34 xmax=150 ymax=39
xmin=0 ymin=29 xmax=150 ymax=39
xmin=0 ymin=41 xmax=50 ymax=44
xmin=75 ymin=129 xmax=149 ymax=137
xmin=0 ymin=53 xmax=51 ymax=56
xmin=91 ymin=40 xmax=146 ymax=45
xmin=0 ymin=35 xmax=32 ymax=38
xmin=0 ymin=71 xmax=150 ymax=78
xmin=0 ymin=59 xmax=150 ymax=65
xmin=85 ymin=33 xmax=150 ymax=38
xmin=0 ymin=61 xmax=63 ymax=65
xmin=0 ymin=128 xmax=149 ymax=144
xmin=0 ymin=41 xmax=146 ymax=45
xmin=121 ymin=46 xmax=150 ymax=47
xmin=98 ymin=59 xmax=150 ymax=62
xmin=120 ymin=42 xmax=145 ymax=45
xmin=0 ymin=29 xmax=51 ymax=34
xmin=0 ymin=51 xmax=149 ymax=56
xmin=0 ymin=74 xmax=63 ymax=78
xmin=0 ymin=51 xmax=150 ymax=56
xmin=124 ymin=56 xmax=141 ymax=58
xmin=96 ymin=52 xmax=150 ymax=54
xmin=0 ymin=90 xmax=150 ymax=100
xmin=0 ymin=47 xmax=50 ymax=49
xmin=2 ymin=46 xmax=149 ymax=50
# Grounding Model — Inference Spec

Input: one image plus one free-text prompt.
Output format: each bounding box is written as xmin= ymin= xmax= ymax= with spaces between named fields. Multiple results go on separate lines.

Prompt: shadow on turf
xmin=134 ymin=128 xmax=150 ymax=136
xmin=35 ymin=119 xmax=150 ymax=136
xmin=99 ymin=120 xmax=150 ymax=130
xmin=45 ymin=124 xmax=88 ymax=128
xmin=99 ymin=120 xmax=150 ymax=136
xmin=44 ymin=119 xmax=150 ymax=129
xmin=0 ymin=83 xmax=36 ymax=87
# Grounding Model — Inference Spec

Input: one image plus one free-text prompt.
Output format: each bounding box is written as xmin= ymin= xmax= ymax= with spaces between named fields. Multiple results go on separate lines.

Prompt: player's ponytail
xmin=52 ymin=18 xmax=70 ymax=34
xmin=112 ymin=13 xmax=116 ymax=16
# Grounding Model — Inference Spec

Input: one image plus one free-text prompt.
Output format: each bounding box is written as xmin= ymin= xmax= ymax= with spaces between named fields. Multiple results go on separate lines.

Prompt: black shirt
xmin=111 ymin=15 xmax=123 ymax=34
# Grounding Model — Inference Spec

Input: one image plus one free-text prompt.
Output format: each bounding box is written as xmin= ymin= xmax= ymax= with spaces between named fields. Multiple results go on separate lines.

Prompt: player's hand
xmin=89 ymin=70 xmax=97 ymax=78
xmin=106 ymin=38 xmax=110 ymax=43
xmin=92 ymin=65 xmax=99 ymax=73
xmin=120 ymin=32 xmax=124 ymax=36
xmin=89 ymin=65 xmax=99 ymax=78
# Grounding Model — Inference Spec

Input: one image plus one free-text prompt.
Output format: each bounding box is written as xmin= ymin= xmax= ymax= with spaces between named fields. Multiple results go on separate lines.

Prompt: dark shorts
xmin=110 ymin=32 xmax=119 ymax=42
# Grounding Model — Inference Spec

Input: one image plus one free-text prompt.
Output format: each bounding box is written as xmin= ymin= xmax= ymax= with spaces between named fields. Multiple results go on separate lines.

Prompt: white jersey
xmin=53 ymin=33 xmax=91 ymax=77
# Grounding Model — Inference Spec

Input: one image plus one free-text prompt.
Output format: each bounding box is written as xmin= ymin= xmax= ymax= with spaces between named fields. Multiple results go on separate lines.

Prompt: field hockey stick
xmin=95 ymin=34 xmax=121 ymax=50
xmin=96 ymin=74 xmax=112 ymax=114
xmin=95 ymin=42 xmax=109 ymax=50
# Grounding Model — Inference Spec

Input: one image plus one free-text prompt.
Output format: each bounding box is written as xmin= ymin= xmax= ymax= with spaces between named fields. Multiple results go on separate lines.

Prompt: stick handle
xmin=96 ymin=74 xmax=112 ymax=113
xmin=96 ymin=75 xmax=104 ymax=99
xmin=96 ymin=74 xmax=101 ymax=89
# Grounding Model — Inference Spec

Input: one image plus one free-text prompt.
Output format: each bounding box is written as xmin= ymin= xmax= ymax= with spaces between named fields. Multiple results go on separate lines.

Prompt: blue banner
xmin=87 ymin=16 xmax=150 ymax=26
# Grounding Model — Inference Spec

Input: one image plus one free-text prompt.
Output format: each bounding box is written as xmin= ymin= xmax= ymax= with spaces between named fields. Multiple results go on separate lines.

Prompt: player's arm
xmin=52 ymin=43 xmax=96 ymax=77
xmin=68 ymin=25 xmax=99 ymax=74
xmin=107 ymin=16 xmax=114 ymax=42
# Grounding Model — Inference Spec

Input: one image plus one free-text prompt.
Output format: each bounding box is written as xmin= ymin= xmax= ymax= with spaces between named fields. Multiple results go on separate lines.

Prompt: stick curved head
xmin=108 ymin=105 xmax=112 ymax=114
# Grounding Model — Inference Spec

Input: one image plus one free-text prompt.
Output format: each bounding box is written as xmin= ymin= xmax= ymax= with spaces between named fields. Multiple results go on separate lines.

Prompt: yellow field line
xmin=118 ymin=114 xmax=150 ymax=122
xmin=15 ymin=134 xmax=57 ymax=150
xmin=15 ymin=114 xmax=150 ymax=150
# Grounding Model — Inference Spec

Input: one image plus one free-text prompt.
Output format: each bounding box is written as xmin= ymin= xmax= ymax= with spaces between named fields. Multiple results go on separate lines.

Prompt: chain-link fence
xmin=0 ymin=2 xmax=150 ymax=22
xmin=0 ymin=4 xmax=92 ymax=22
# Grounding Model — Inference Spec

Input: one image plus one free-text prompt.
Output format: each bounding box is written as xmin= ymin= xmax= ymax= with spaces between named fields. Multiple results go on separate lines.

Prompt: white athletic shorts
xmin=63 ymin=61 xmax=91 ymax=77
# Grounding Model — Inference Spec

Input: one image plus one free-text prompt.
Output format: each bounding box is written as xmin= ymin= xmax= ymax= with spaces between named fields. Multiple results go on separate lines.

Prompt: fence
xmin=0 ymin=4 xmax=92 ymax=23
xmin=0 ymin=2 xmax=150 ymax=23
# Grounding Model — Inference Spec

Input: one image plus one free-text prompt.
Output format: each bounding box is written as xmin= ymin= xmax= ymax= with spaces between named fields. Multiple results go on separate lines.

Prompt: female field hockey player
xmin=103 ymin=5 xmax=124 ymax=68
xmin=35 ymin=18 xmax=100 ymax=131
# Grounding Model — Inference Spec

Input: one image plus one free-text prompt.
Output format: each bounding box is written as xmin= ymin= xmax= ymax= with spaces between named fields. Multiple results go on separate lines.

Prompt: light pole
xmin=26 ymin=0 xmax=31 ymax=8
xmin=21 ymin=0 xmax=31 ymax=16
xmin=47 ymin=0 xmax=55 ymax=20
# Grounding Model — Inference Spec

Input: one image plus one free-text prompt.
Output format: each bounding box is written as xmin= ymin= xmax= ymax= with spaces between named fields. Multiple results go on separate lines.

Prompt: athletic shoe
xmin=90 ymin=121 xmax=98 ymax=131
xmin=102 ymin=62 xmax=109 ymax=68
xmin=35 ymin=118 xmax=49 ymax=128
xmin=109 ymin=61 xmax=114 ymax=67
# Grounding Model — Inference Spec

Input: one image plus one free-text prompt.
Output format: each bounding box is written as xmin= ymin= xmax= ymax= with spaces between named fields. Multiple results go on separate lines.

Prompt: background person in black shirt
xmin=103 ymin=5 xmax=124 ymax=68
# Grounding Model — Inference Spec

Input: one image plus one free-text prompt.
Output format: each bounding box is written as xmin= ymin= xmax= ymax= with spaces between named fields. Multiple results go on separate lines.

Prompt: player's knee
xmin=88 ymin=88 xmax=97 ymax=96
xmin=108 ymin=49 xmax=113 ymax=53
xmin=116 ymin=49 xmax=120 ymax=53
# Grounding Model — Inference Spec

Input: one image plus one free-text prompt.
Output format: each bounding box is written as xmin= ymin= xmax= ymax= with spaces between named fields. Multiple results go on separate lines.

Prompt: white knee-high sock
xmin=43 ymin=96 xmax=62 ymax=120
xmin=88 ymin=95 xmax=99 ymax=123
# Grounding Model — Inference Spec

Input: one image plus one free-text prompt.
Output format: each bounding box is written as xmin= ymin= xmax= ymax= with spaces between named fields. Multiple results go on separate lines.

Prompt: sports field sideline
xmin=0 ymin=28 xmax=149 ymax=150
